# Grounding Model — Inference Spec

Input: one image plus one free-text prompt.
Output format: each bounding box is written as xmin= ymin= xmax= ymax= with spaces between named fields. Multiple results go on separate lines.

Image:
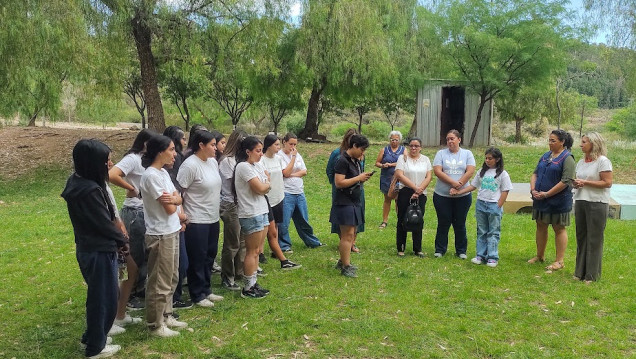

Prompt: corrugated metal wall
xmin=416 ymin=82 xmax=492 ymax=147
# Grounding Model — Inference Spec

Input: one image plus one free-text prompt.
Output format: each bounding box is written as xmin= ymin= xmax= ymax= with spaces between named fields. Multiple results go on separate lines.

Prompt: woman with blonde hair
xmin=573 ymin=132 xmax=613 ymax=282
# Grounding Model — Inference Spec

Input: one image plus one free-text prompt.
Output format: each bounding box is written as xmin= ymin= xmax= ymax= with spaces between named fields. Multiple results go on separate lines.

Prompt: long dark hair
xmin=210 ymin=130 xmax=225 ymax=160
xmin=263 ymin=134 xmax=279 ymax=153
xmin=232 ymin=136 xmax=262 ymax=203
xmin=551 ymin=129 xmax=574 ymax=150
xmin=479 ymin=147 xmax=504 ymax=178
xmin=126 ymin=128 xmax=156 ymax=155
xmin=163 ymin=126 xmax=185 ymax=154
xmin=340 ymin=128 xmax=358 ymax=153
xmin=142 ymin=135 xmax=173 ymax=168
xmin=223 ymin=129 xmax=248 ymax=158
xmin=186 ymin=130 xmax=215 ymax=158
xmin=186 ymin=124 xmax=207 ymax=149
xmin=73 ymin=139 xmax=111 ymax=189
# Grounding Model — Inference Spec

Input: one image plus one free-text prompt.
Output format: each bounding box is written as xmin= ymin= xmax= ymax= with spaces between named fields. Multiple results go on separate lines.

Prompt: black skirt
xmin=329 ymin=204 xmax=363 ymax=227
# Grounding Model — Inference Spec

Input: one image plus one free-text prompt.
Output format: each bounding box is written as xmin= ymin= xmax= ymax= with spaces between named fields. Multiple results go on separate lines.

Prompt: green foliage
xmin=283 ymin=112 xmax=306 ymax=135
xmin=1 ymin=141 xmax=636 ymax=358
xmin=607 ymin=104 xmax=636 ymax=139
xmin=361 ymin=121 xmax=393 ymax=141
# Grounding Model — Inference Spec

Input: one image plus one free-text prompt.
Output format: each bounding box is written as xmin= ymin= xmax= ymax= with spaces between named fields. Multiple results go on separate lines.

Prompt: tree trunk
xmin=555 ymin=81 xmax=562 ymax=129
xmin=299 ymin=78 xmax=326 ymax=139
xmin=515 ymin=115 xmax=523 ymax=143
xmin=357 ymin=110 xmax=363 ymax=134
xmin=131 ymin=8 xmax=165 ymax=133
xmin=469 ymin=94 xmax=487 ymax=147
xmin=408 ymin=112 xmax=417 ymax=138
xmin=579 ymin=102 xmax=585 ymax=137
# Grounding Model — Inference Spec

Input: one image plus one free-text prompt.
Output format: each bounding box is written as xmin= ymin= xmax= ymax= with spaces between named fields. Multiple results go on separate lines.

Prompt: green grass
xmin=0 ymin=144 xmax=634 ymax=358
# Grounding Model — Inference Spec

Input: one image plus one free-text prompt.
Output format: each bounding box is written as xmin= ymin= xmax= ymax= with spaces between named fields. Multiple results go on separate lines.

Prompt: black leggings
xmin=433 ymin=192 xmax=472 ymax=255
xmin=396 ymin=187 xmax=426 ymax=253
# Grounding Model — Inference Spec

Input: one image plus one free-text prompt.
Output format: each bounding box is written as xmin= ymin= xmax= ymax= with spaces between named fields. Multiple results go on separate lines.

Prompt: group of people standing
xmin=62 ymin=128 xmax=323 ymax=357
xmin=63 ymin=125 xmax=613 ymax=358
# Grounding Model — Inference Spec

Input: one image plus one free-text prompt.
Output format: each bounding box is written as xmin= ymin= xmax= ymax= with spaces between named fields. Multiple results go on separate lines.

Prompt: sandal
xmin=545 ymin=261 xmax=564 ymax=271
xmin=351 ymin=245 xmax=360 ymax=253
xmin=378 ymin=222 xmax=388 ymax=229
xmin=397 ymin=252 xmax=405 ymax=257
xmin=527 ymin=256 xmax=545 ymax=264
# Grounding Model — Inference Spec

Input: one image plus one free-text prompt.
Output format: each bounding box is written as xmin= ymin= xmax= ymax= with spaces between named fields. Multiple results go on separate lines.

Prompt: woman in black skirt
xmin=330 ymin=134 xmax=372 ymax=278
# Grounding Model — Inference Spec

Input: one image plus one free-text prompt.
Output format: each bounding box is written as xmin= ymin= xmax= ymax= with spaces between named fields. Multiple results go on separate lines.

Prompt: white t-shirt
xmin=234 ymin=161 xmax=269 ymax=218
xmin=574 ymin=156 xmax=612 ymax=203
xmin=105 ymin=184 xmax=120 ymax=220
xmin=395 ymin=154 xmax=432 ymax=196
xmin=260 ymin=154 xmax=285 ymax=206
xmin=433 ymin=148 xmax=476 ymax=197
xmin=278 ymin=150 xmax=306 ymax=194
xmin=140 ymin=167 xmax=181 ymax=235
xmin=114 ymin=153 xmax=145 ymax=208
xmin=219 ymin=156 xmax=236 ymax=203
xmin=471 ymin=168 xmax=513 ymax=203
xmin=177 ymin=155 xmax=221 ymax=223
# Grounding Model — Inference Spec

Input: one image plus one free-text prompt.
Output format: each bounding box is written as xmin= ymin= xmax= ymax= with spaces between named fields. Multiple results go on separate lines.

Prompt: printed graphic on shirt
xmin=481 ymin=176 xmax=498 ymax=191
xmin=444 ymin=159 xmax=464 ymax=175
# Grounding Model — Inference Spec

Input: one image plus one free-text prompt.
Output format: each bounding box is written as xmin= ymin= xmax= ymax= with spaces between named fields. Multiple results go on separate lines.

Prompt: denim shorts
xmin=239 ymin=213 xmax=269 ymax=235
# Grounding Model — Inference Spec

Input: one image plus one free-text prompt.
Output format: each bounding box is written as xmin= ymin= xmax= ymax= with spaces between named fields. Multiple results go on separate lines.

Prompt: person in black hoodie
xmin=62 ymin=139 xmax=128 ymax=358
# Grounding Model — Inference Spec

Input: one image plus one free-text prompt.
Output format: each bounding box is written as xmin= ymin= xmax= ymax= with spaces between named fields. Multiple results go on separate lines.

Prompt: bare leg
xmin=267 ymin=220 xmax=286 ymax=261
xmin=553 ymin=224 xmax=568 ymax=264
xmin=382 ymin=194 xmax=391 ymax=223
xmin=244 ymin=228 xmax=267 ymax=277
xmin=116 ymin=254 xmax=138 ymax=319
xmin=531 ymin=220 xmax=549 ymax=262
xmin=339 ymin=225 xmax=356 ymax=266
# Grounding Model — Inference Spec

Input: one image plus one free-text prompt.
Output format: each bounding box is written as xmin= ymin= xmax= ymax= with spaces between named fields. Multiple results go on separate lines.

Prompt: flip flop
xmin=378 ymin=222 xmax=388 ymax=229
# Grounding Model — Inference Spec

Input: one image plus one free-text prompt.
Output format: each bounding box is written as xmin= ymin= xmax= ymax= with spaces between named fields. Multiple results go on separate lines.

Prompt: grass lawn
xmin=0 ymin=142 xmax=634 ymax=358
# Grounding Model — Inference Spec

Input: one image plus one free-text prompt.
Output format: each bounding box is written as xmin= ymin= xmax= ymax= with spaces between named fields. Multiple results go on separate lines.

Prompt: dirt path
xmin=0 ymin=126 xmax=138 ymax=180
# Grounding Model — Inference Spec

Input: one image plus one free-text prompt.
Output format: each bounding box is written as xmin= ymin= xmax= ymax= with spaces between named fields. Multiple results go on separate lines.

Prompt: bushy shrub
xmin=607 ymin=104 xmax=636 ymax=140
xmin=331 ymin=122 xmax=355 ymax=138
xmin=282 ymin=112 xmax=306 ymax=135
xmin=361 ymin=121 xmax=393 ymax=141
xmin=527 ymin=116 xmax=549 ymax=138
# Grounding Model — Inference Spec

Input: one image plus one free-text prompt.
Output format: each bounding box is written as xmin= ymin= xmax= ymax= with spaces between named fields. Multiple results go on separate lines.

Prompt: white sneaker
xmin=107 ymin=324 xmax=126 ymax=336
xmin=195 ymin=298 xmax=215 ymax=308
xmin=486 ymin=259 xmax=498 ymax=268
xmin=150 ymin=325 xmax=179 ymax=338
xmin=458 ymin=254 xmax=468 ymax=259
xmin=165 ymin=315 xmax=188 ymax=329
xmin=80 ymin=337 xmax=112 ymax=350
xmin=434 ymin=253 xmax=443 ymax=258
xmin=87 ymin=344 xmax=121 ymax=358
xmin=114 ymin=313 xmax=142 ymax=326
xmin=471 ymin=257 xmax=484 ymax=265
xmin=207 ymin=293 xmax=224 ymax=302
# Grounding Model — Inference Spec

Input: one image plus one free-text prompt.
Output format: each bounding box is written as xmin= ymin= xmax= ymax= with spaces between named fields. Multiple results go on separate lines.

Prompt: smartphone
xmin=370 ymin=170 xmax=377 ymax=176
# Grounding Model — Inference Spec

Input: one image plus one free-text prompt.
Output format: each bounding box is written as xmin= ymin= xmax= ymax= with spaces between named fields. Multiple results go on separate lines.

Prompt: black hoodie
xmin=61 ymin=174 xmax=126 ymax=252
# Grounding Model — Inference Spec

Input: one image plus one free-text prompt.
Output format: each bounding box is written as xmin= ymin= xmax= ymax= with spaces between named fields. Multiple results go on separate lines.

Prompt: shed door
xmin=440 ymin=86 xmax=465 ymax=145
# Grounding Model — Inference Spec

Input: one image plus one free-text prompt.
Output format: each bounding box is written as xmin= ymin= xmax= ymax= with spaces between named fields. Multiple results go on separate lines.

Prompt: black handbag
xmin=402 ymin=198 xmax=423 ymax=232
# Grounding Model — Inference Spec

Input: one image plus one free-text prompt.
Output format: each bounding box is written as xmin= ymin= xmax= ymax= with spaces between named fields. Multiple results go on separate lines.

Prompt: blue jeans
xmin=120 ymin=206 xmax=146 ymax=298
xmin=475 ymin=200 xmax=502 ymax=261
xmin=278 ymin=192 xmax=322 ymax=250
xmin=77 ymin=251 xmax=118 ymax=357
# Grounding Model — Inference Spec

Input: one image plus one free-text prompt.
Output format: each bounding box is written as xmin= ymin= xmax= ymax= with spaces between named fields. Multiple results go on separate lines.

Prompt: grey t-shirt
xmin=433 ymin=148 xmax=476 ymax=197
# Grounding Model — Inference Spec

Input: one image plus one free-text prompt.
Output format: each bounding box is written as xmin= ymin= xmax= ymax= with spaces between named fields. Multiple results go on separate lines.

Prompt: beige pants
xmin=145 ymin=231 xmax=179 ymax=329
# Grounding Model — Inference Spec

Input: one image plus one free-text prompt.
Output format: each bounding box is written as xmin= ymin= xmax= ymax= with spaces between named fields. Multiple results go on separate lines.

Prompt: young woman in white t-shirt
xmin=233 ymin=136 xmax=271 ymax=299
xmin=572 ymin=132 xmax=613 ymax=282
xmin=177 ymin=130 xmax=224 ymax=308
xmin=108 ymin=128 xmax=155 ymax=311
xmin=451 ymin=147 xmax=513 ymax=267
xmin=262 ymin=134 xmax=301 ymax=270
xmin=140 ymin=135 xmax=188 ymax=338
xmin=394 ymin=137 xmax=432 ymax=257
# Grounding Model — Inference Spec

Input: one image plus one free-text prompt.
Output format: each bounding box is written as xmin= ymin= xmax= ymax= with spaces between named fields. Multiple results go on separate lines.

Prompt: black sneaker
xmin=258 ymin=253 xmax=267 ymax=264
xmin=281 ymin=260 xmax=302 ymax=270
xmin=256 ymin=267 xmax=267 ymax=277
xmin=126 ymin=297 xmax=145 ymax=311
xmin=335 ymin=260 xmax=358 ymax=271
xmin=341 ymin=265 xmax=358 ymax=278
xmin=241 ymin=286 xmax=266 ymax=299
xmin=221 ymin=276 xmax=241 ymax=291
xmin=173 ymin=300 xmax=193 ymax=309
xmin=253 ymin=282 xmax=270 ymax=295
xmin=211 ymin=260 xmax=221 ymax=274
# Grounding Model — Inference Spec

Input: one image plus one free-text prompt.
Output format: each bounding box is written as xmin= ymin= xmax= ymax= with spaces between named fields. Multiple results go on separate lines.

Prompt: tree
xmin=0 ymin=0 xmax=89 ymax=125
xmin=433 ymin=0 xmax=569 ymax=146
xmin=497 ymin=85 xmax=549 ymax=143
xmin=123 ymin=67 xmax=147 ymax=127
xmin=584 ymin=0 xmax=636 ymax=50
xmin=295 ymin=0 xmax=397 ymax=139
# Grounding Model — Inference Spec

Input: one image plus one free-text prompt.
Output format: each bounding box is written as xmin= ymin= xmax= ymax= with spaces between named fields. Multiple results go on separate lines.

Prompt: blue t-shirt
xmin=433 ymin=148 xmax=476 ymax=197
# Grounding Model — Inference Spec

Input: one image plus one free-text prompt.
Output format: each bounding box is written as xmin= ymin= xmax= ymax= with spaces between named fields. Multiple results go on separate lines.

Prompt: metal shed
xmin=416 ymin=81 xmax=493 ymax=146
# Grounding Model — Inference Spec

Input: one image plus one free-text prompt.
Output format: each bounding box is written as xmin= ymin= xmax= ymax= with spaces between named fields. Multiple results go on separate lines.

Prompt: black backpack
xmin=402 ymin=198 xmax=423 ymax=232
